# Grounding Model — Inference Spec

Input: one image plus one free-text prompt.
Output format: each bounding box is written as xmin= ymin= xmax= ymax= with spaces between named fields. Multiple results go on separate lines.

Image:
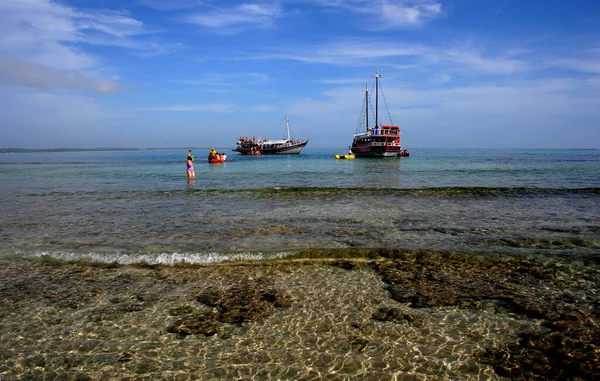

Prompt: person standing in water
xmin=187 ymin=150 xmax=195 ymax=179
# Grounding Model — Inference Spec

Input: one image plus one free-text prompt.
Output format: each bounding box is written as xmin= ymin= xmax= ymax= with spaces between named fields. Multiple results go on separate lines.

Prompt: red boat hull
xmin=351 ymin=125 xmax=408 ymax=157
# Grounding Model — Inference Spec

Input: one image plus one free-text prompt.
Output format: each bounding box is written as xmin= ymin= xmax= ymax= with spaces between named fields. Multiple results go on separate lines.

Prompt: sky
xmin=0 ymin=0 xmax=599 ymax=149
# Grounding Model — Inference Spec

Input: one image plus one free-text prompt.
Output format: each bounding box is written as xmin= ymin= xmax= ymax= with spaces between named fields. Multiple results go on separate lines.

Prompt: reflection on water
xmin=333 ymin=157 xmax=404 ymax=188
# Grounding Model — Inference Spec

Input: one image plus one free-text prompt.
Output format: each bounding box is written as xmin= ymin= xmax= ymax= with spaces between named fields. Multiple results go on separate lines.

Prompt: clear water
xmin=1 ymin=147 xmax=598 ymax=263
xmin=1 ymin=148 xmax=598 ymax=192
xmin=1 ymin=148 xmax=599 ymax=380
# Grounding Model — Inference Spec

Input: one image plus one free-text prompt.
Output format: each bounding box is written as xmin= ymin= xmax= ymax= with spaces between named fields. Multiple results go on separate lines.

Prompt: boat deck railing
xmin=368 ymin=141 xmax=401 ymax=147
xmin=354 ymin=132 xmax=400 ymax=138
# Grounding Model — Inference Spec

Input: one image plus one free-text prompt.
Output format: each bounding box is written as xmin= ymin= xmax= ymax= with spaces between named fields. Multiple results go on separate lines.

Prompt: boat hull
xmin=352 ymin=149 xmax=410 ymax=157
xmin=234 ymin=141 xmax=308 ymax=155
xmin=352 ymin=147 xmax=401 ymax=158
xmin=350 ymin=125 xmax=410 ymax=157
xmin=351 ymin=140 xmax=403 ymax=158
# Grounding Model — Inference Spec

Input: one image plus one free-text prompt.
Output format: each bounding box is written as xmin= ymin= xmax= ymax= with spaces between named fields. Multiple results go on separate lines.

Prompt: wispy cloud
xmin=0 ymin=0 xmax=173 ymax=91
xmin=175 ymin=72 xmax=271 ymax=86
xmin=244 ymin=39 xmax=527 ymax=75
xmin=551 ymin=58 xmax=600 ymax=74
xmin=142 ymin=103 xmax=233 ymax=112
xmin=436 ymin=48 xmax=526 ymax=74
xmin=378 ymin=1 xmax=443 ymax=27
xmin=186 ymin=3 xmax=282 ymax=31
xmin=245 ymin=40 xmax=427 ymax=65
xmin=76 ymin=9 xmax=145 ymax=38
xmin=143 ymin=0 xmax=441 ymax=30
xmin=310 ymin=0 xmax=443 ymax=28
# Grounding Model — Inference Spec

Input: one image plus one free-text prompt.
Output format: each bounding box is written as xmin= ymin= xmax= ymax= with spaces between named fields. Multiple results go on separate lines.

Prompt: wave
xmin=21 ymin=250 xmax=296 ymax=265
xmin=12 ymin=247 xmax=600 ymax=267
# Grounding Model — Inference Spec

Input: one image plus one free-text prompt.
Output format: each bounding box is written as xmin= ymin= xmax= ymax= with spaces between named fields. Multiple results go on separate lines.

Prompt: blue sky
xmin=0 ymin=0 xmax=599 ymax=149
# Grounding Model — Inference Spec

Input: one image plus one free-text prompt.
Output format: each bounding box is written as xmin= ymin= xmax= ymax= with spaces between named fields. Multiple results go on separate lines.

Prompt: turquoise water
xmin=1 ymin=148 xmax=598 ymax=192
xmin=0 ymin=148 xmax=599 ymax=263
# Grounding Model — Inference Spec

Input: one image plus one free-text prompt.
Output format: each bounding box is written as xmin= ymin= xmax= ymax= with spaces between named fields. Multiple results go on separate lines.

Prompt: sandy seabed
xmin=0 ymin=250 xmax=598 ymax=380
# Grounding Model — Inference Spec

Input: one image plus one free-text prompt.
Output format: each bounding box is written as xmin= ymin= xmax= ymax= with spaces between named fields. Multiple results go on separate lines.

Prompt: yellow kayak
xmin=335 ymin=154 xmax=355 ymax=159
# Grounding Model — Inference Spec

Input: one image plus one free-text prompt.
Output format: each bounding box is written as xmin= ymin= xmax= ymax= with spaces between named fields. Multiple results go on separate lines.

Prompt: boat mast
xmin=374 ymin=69 xmax=381 ymax=128
xmin=285 ymin=115 xmax=291 ymax=140
xmin=365 ymin=84 xmax=369 ymax=131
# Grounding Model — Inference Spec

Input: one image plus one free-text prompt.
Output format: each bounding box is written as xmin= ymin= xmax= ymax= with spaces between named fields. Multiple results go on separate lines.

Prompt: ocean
xmin=1 ymin=147 xmax=599 ymax=380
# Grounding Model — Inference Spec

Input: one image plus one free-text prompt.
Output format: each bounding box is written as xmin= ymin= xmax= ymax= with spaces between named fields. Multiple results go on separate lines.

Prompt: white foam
xmin=25 ymin=250 xmax=294 ymax=265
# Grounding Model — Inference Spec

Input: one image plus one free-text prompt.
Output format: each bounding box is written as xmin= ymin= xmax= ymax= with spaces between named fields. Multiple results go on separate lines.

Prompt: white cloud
xmin=0 ymin=0 xmax=172 ymax=91
xmin=0 ymin=0 xmax=103 ymax=90
xmin=0 ymin=0 xmax=82 ymax=66
xmin=379 ymin=1 xmax=442 ymax=27
xmin=245 ymin=39 xmax=527 ymax=75
xmin=308 ymin=0 xmax=443 ymax=28
xmin=76 ymin=10 xmax=144 ymax=38
xmin=186 ymin=3 xmax=281 ymax=31
xmin=438 ymin=49 xmax=526 ymax=75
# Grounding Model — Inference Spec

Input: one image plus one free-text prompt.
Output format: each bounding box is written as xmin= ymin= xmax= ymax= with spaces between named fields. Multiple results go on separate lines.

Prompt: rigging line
xmin=368 ymin=95 xmax=376 ymax=126
xmin=378 ymin=81 xmax=394 ymax=126
xmin=356 ymin=92 xmax=366 ymax=134
xmin=269 ymin=115 xmax=287 ymax=140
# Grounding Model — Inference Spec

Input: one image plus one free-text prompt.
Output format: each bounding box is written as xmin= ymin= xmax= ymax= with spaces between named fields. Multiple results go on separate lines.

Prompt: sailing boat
xmin=350 ymin=70 xmax=409 ymax=158
xmin=233 ymin=115 xmax=309 ymax=155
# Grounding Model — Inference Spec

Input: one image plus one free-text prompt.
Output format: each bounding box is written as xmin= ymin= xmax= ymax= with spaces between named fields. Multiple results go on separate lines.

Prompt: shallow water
xmin=1 ymin=148 xmax=599 ymax=263
xmin=0 ymin=148 xmax=599 ymax=379
xmin=3 ymin=187 xmax=598 ymax=264
xmin=1 ymin=251 xmax=598 ymax=380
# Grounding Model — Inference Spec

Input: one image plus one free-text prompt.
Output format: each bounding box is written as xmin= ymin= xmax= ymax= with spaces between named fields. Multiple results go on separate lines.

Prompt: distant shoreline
xmin=0 ymin=147 xmax=216 ymax=154
xmin=1 ymin=147 xmax=597 ymax=154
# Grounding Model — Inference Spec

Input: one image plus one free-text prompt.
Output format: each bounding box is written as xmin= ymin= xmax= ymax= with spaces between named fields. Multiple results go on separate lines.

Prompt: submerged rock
xmin=166 ymin=311 xmax=219 ymax=336
xmin=369 ymin=252 xmax=600 ymax=380
xmin=196 ymin=280 xmax=293 ymax=325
